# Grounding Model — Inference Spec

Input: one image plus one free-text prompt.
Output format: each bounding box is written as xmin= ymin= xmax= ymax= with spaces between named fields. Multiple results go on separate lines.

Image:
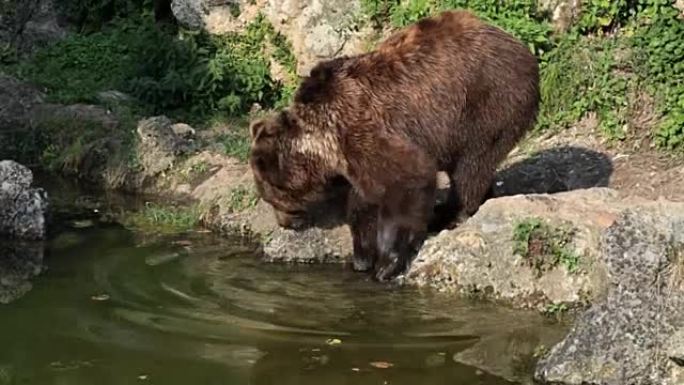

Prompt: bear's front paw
xmin=352 ymin=255 xmax=373 ymax=272
xmin=374 ymin=253 xmax=405 ymax=282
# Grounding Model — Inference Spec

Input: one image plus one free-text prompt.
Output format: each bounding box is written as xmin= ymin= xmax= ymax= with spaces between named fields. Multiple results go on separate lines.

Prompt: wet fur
xmin=249 ymin=10 xmax=540 ymax=281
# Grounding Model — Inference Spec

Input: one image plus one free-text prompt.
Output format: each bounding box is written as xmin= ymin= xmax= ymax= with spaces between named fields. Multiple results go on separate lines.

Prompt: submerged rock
xmin=0 ymin=240 xmax=44 ymax=304
xmin=0 ymin=160 xmax=48 ymax=240
xmin=0 ymin=160 xmax=47 ymax=304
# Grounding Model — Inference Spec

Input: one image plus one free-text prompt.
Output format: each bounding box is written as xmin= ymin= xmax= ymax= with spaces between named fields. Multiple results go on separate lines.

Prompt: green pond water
xmin=0 ymin=179 xmax=568 ymax=385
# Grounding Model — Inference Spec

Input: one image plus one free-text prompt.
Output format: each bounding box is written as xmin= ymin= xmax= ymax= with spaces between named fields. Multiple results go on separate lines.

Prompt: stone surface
xmin=171 ymin=0 xmax=267 ymax=34
xmin=0 ymin=74 xmax=45 ymax=132
xmin=135 ymin=116 xmax=195 ymax=180
xmin=172 ymin=0 xmax=370 ymax=75
xmin=0 ymin=160 xmax=48 ymax=240
xmin=265 ymin=0 xmax=369 ymax=76
xmin=0 ymin=0 xmax=68 ymax=56
xmin=535 ymin=205 xmax=684 ymax=385
xmin=675 ymin=0 xmax=684 ymax=16
xmin=537 ymin=0 xmax=582 ymax=32
xmin=405 ymin=188 xmax=631 ymax=310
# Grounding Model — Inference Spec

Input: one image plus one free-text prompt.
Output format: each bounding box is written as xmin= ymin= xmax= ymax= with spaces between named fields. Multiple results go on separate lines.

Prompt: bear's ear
xmin=249 ymin=118 xmax=277 ymax=142
xmin=295 ymin=59 xmax=340 ymax=105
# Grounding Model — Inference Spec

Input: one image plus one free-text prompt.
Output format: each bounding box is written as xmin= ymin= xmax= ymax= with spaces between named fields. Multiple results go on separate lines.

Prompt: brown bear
xmin=249 ymin=9 xmax=540 ymax=281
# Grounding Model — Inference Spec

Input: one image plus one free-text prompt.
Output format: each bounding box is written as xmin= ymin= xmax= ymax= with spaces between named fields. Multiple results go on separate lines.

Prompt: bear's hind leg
xmin=347 ymin=189 xmax=379 ymax=272
xmin=428 ymin=183 xmax=458 ymax=233
xmin=448 ymin=146 xmax=508 ymax=227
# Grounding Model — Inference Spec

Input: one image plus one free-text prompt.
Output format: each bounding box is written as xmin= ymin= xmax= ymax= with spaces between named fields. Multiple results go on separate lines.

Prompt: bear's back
xmin=293 ymin=9 xmax=540 ymax=164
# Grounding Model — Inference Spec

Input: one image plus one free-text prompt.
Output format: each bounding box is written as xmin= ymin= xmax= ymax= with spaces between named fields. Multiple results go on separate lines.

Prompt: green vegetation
xmin=228 ymin=185 xmax=260 ymax=212
xmin=360 ymin=0 xmax=684 ymax=151
xmin=0 ymin=109 xmax=139 ymax=178
xmin=5 ymin=14 xmax=291 ymax=122
xmin=543 ymin=302 xmax=569 ymax=320
xmin=362 ymin=0 xmax=553 ymax=56
xmin=125 ymin=201 xmax=201 ymax=233
xmin=2 ymin=0 xmax=683 ymax=180
xmin=1 ymin=1 xmax=300 ymax=170
xmin=513 ymin=217 xmax=581 ymax=277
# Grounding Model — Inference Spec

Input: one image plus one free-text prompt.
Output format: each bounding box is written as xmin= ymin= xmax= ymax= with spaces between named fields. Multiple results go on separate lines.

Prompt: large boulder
xmin=406 ymin=188 xmax=626 ymax=310
xmin=534 ymin=208 xmax=684 ymax=385
xmin=0 ymin=0 xmax=68 ymax=56
xmin=171 ymin=0 xmax=268 ymax=34
xmin=170 ymin=0 xmax=370 ymax=76
xmin=264 ymin=0 xmax=369 ymax=76
xmin=0 ymin=240 xmax=44 ymax=304
xmin=135 ymin=116 xmax=196 ymax=181
xmin=0 ymin=160 xmax=47 ymax=305
xmin=537 ymin=0 xmax=582 ymax=32
xmin=0 ymin=74 xmax=45 ymax=132
xmin=0 ymin=160 xmax=48 ymax=240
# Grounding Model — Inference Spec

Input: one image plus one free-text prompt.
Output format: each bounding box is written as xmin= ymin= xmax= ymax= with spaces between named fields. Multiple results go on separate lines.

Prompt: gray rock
xmin=265 ymin=0 xmax=368 ymax=76
xmin=262 ymin=225 xmax=351 ymax=264
xmin=136 ymin=116 xmax=194 ymax=180
xmin=675 ymin=0 xmax=684 ymax=16
xmin=0 ymin=160 xmax=48 ymax=240
xmin=95 ymin=90 xmax=134 ymax=106
xmin=170 ymin=0 xmax=259 ymax=34
xmin=537 ymin=0 xmax=582 ymax=32
xmin=0 ymin=0 xmax=67 ymax=56
xmin=171 ymin=0 xmax=209 ymax=29
xmin=534 ymin=207 xmax=684 ymax=385
xmin=406 ymin=188 xmax=628 ymax=310
xmin=171 ymin=122 xmax=196 ymax=140
xmin=0 ymin=74 xmax=45 ymax=132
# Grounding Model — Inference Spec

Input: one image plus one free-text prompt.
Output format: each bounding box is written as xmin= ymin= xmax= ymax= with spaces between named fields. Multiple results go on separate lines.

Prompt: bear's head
xmin=248 ymin=109 xmax=347 ymax=230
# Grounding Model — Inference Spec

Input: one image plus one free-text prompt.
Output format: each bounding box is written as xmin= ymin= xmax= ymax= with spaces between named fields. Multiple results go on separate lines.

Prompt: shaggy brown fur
xmin=249 ymin=9 xmax=540 ymax=281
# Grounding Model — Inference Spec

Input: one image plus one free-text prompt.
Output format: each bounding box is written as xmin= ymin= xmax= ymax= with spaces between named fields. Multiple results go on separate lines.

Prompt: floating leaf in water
xmin=370 ymin=361 xmax=394 ymax=369
xmin=91 ymin=294 xmax=110 ymax=301
xmin=325 ymin=338 xmax=342 ymax=345
xmin=72 ymin=220 xmax=94 ymax=228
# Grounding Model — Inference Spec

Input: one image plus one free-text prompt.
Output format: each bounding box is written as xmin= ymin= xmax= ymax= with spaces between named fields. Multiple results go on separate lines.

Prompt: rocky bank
xmin=4 ymin=68 xmax=684 ymax=382
xmin=2 ymin=0 xmax=684 ymax=383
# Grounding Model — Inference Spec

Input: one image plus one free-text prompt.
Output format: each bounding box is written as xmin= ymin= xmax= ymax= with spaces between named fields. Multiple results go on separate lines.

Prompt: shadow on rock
xmin=491 ymin=145 xmax=613 ymax=198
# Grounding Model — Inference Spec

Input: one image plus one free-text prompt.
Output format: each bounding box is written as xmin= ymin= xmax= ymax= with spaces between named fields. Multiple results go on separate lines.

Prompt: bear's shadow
xmin=300 ymin=145 xmax=614 ymax=230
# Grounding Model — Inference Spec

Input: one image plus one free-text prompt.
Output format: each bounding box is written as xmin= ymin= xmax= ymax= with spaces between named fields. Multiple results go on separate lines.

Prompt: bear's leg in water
xmin=346 ymin=189 xmax=379 ymax=272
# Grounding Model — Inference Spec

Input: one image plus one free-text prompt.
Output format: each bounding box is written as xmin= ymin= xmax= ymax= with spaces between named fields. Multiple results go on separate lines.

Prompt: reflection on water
xmin=0 ymin=218 xmax=568 ymax=385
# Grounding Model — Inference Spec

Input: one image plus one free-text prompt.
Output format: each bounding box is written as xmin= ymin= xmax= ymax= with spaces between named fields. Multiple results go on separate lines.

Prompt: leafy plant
xmin=125 ymin=201 xmax=201 ymax=233
xmin=543 ymin=302 xmax=569 ymax=320
xmin=8 ymin=13 xmax=291 ymax=124
xmin=361 ymin=0 xmax=553 ymax=56
xmin=630 ymin=0 xmax=684 ymax=150
xmin=228 ymin=185 xmax=260 ymax=212
xmin=576 ymin=0 xmax=633 ymax=33
xmin=513 ymin=217 xmax=581 ymax=276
